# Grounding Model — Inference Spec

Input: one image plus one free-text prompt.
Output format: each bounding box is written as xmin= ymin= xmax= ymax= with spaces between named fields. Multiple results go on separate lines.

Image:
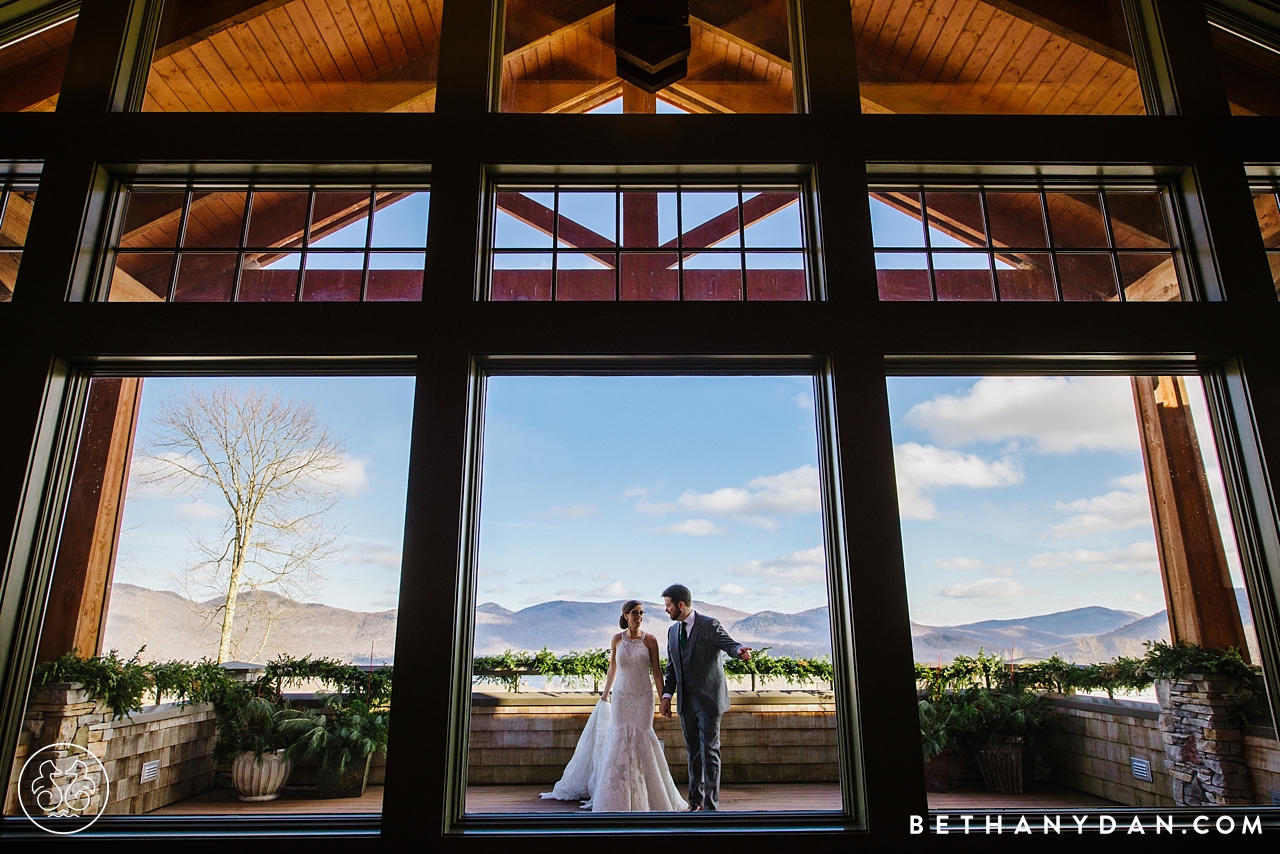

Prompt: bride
xmin=542 ymin=600 xmax=688 ymax=812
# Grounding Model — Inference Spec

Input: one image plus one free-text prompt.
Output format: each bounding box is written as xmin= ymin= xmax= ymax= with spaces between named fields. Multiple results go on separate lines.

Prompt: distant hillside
xmin=102 ymin=583 xmax=397 ymax=664
xmin=910 ymin=590 xmax=1258 ymax=663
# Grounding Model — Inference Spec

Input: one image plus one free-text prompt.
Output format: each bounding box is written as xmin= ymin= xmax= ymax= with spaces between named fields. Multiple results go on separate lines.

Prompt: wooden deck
xmin=149 ymin=785 xmax=383 ymax=815
xmin=147 ymin=781 xmax=1117 ymax=816
xmin=465 ymin=783 xmax=843 ymax=814
xmin=927 ymin=782 xmax=1121 ymax=810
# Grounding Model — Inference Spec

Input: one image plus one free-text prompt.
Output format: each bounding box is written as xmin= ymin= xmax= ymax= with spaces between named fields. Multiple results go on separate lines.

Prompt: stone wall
xmin=468 ymin=690 xmax=837 ymax=785
xmin=6 ymin=683 xmax=217 ymax=816
xmin=1047 ymin=695 xmax=1174 ymax=807
xmin=1158 ymin=675 xmax=1253 ymax=806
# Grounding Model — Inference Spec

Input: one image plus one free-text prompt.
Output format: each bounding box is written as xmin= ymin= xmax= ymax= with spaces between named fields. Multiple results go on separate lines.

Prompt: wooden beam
xmin=1133 ymin=375 xmax=1251 ymax=659
xmin=36 ymin=378 xmax=142 ymax=662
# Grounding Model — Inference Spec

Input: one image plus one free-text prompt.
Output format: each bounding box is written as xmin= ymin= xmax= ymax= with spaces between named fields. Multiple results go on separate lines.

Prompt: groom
xmin=659 ymin=583 xmax=751 ymax=812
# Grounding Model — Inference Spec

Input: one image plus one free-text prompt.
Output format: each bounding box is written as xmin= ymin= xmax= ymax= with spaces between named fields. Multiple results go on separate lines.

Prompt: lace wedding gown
xmin=541 ymin=634 xmax=688 ymax=812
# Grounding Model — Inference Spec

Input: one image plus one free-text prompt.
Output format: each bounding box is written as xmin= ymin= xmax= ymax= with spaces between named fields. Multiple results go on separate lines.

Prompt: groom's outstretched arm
xmin=709 ymin=618 xmax=751 ymax=660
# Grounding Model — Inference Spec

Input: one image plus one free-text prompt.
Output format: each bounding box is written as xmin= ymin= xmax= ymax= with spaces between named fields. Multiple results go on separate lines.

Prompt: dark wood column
xmin=1134 ymin=375 xmax=1251 ymax=657
xmin=35 ymin=377 xmax=141 ymax=663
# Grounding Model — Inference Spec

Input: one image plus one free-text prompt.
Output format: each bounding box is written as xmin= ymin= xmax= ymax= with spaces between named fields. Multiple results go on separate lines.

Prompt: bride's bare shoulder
xmin=642 ymin=632 xmax=660 ymax=647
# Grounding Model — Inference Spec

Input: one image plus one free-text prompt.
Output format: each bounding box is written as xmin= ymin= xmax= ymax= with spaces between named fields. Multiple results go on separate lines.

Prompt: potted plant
xmin=945 ymin=688 xmax=1057 ymax=795
xmin=285 ymin=698 xmax=389 ymax=798
xmin=919 ymin=699 xmax=951 ymax=793
xmin=214 ymin=694 xmax=305 ymax=801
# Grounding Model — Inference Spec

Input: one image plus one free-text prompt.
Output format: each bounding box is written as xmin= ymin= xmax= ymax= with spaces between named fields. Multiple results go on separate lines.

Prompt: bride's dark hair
xmin=619 ymin=600 xmax=643 ymax=629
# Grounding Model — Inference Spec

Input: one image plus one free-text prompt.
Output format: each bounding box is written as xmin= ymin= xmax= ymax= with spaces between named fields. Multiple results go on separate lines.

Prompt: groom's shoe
xmin=686 ymin=804 xmax=702 ymax=812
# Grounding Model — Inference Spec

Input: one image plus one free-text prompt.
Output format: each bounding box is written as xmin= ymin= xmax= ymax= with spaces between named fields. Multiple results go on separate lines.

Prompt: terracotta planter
xmin=317 ymin=754 xmax=373 ymax=799
xmin=232 ymin=750 xmax=292 ymax=802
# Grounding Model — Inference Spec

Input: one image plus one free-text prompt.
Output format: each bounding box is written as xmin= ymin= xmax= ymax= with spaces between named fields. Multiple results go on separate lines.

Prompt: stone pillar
xmin=1158 ymin=675 xmax=1252 ymax=805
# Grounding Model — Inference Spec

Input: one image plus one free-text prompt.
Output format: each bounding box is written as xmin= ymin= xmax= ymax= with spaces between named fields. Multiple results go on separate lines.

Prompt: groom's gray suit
xmin=663 ymin=612 xmax=745 ymax=811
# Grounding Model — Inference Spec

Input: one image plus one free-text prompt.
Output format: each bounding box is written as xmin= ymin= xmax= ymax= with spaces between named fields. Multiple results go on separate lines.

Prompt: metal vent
xmin=1130 ymin=757 xmax=1153 ymax=782
xmin=140 ymin=760 xmax=160 ymax=784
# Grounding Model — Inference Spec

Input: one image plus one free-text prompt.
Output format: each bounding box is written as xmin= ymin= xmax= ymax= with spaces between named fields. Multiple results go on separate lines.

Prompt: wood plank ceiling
xmin=851 ymin=0 xmax=1145 ymax=114
xmin=501 ymin=0 xmax=796 ymax=113
xmin=143 ymin=0 xmax=444 ymax=112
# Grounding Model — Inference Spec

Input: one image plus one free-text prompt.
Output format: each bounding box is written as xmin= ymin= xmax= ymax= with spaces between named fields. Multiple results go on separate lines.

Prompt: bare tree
xmin=135 ymin=383 xmax=348 ymax=663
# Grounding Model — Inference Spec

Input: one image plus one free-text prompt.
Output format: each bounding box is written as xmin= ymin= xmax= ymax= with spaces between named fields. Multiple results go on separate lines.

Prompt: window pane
xmin=852 ymin=0 xmax=1145 ymax=115
xmin=987 ymin=192 xmax=1049 ymax=249
xmin=557 ymin=192 xmax=617 ymax=248
xmin=310 ymin=192 xmax=370 ymax=249
xmin=1047 ymin=192 xmax=1110 ymax=248
xmin=142 ymin=1 xmax=441 ymax=113
xmin=501 ymin=1 xmax=795 ymax=114
xmin=368 ymin=252 xmax=425 ymax=301
xmin=1119 ymin=253 xmax=1180 ymax=302
xmin=466 ymin=376 xmax=841 ymax=815
xmin=556 ymin=253 xmax=615 ymax=301
xmin=871 ymin=193 xmax=926 ymax=248
xmin=0 ymin=181 xmax=38 ymax=300
xmin=876 ymin=252 xmax=931 ymax=301
xmin=996 ymin=253 xmax=1056 ymax=301
xmin=684 ymin=251 xmax=743 ymax=300
xmin=1254 ymin=190 xmax=1280 ymax=250
xmin=622 ymin=191 xmax=677 ymax=248
xmin=7 ymin=377 xmax=413 ymax=820
xmin=1106 ymin=192 xmax=1169 ymax=249
xmin=372 ymin=192 xmax=429 ymax=249
xmin=246 ymin=191 xmax=310 ymax=249
xmin=743 ymin=193 xmax=802 ymax=248
xmin=303 ymin=253 xmax=364 ymax=301
xmin=681 ymin=192 xmax=741 ymax=249
xmin=112 ymin=252 xmax=173 ymax=302
xmin=1210 ymin=25 xmax=1280 ymax=116
xmin=925 ymin=193 xmax=987 ymax=248
xmin=1057 ymin=253 xmax=1119 ymax=301
xmin=746 ymin=252 xmax=806 ymax=300
xmin=621 ymin=252 xmax=679 ymax=300
xmin=183 ymin=192 xmax=248 ymax=248
xmin=174 ymin=252 xmax=237 ymax=301
xmin=888 ymin=375 xmax=1273 ymax=809
xmin=495 ymin=192 xmax=555 ymax=249
xmin=0 ymin=14 xmax=76 ymax=111
xmin=933 ymin=253 xmax=994 ymax=301
xmin=492 ymin=254 xmax=553 ymax=301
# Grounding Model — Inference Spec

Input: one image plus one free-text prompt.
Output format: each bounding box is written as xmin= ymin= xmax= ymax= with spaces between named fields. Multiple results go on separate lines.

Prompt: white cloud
xmin=519 ymin=575 xmax=549 ymax=584
xmin=327 ymin=455 xmax=370 ymax=493
xmin=674 ymin=465 xmax=821 ymax=529
xmin=939 ymin=578 xmax=1036 ymax=599
xmin=539 ymin=503 xmax=597 ymax=520
xmin=559 ymin=570 xmax=581 ymax=578
xmin=938 ymin=557 xmax=984 ymax=571
xmin=905 ymin=377 xmax=1139 ymax=454
xmin=485 ymin=584 xmax=509 ymax=594
xmin=592 ymin=572 xmax=610 ymax=581
xmin=1026 ymin=541 xmax=1159 ymax=574
xmin=654 ymin=519 xmax=725 ymax=536
xmin=624 ymin=484 xmax=675 ymax=515
xmin=173 ymin=500 xmax=222 ymax=520
xmin=715 ymin=584 xmax=746 ymax=596
xmin=893 ymin=443 xmax=1023 ymax=520
xmin=478 ymin=567 xmax=501 ymax=578
xmin=725 ymin=546 xmax=826 ymax=586
xmin=792 ymin=393 xmax=813 ymax=411
xmin=343 ymin=543 xmax=402 ymax=569
xmin=1050 ymin=474 xmax=1151 ymax=537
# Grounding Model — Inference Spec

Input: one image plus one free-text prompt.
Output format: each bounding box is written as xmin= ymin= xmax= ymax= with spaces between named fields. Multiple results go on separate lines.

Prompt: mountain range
xmin=100 ymin=583 xmax=1257 ymax=666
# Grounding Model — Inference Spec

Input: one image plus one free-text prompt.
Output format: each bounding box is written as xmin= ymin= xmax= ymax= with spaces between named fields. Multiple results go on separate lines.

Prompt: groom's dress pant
xmin=680 ymin=695 xmax=723 ymax=811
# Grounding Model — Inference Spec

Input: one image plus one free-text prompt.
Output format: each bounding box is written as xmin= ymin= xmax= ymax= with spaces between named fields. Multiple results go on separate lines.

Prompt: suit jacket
xmin=663 ymin=612 xmax=744 ymax=716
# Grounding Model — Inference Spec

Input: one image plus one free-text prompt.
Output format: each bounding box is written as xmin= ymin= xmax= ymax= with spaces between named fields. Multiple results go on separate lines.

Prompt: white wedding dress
xmin=541 ymin=634 xmax=688 ymax=812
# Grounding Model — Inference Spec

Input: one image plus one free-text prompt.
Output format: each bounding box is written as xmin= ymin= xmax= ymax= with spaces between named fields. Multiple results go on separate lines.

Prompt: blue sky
xmin=475 ymin=375 xmax=827 ymax=614
xmin=886 ymin=375 xmax=1243 ymax=626
xmin=115 ymin=376 xmax=415 ymax=612
xmin=112 ymin=372 xmax=1245 ymax=631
